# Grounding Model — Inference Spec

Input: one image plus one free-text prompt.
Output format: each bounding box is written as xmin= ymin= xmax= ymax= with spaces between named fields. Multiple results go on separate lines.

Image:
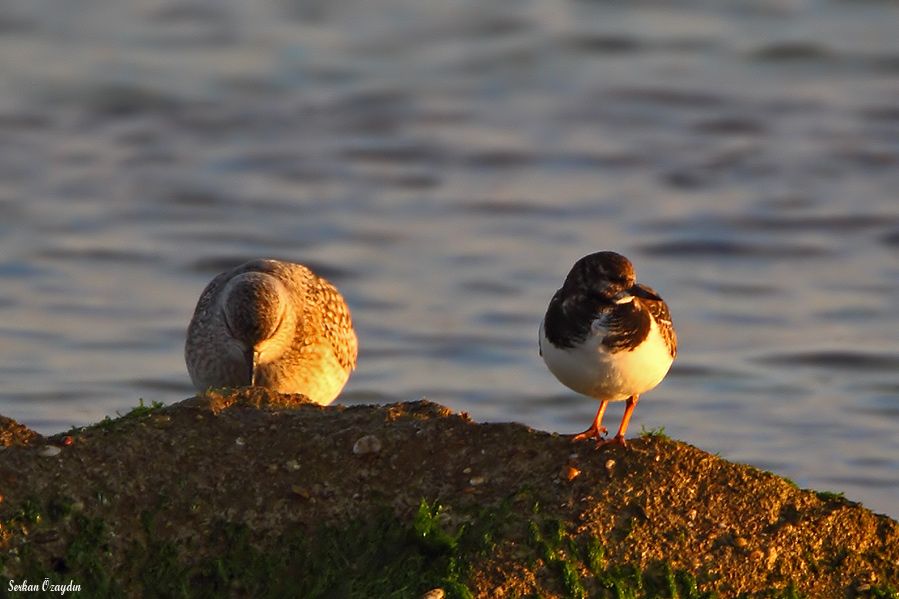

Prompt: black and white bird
xmin=539 ymin=251 xmax=677 ymax=447
xmin=185 ymin=259 xmax=358 ymax=405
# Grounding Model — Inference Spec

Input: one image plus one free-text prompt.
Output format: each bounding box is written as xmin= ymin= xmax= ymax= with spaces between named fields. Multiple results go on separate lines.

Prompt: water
xmin=1 ymin=0 xmax=897 ymax=518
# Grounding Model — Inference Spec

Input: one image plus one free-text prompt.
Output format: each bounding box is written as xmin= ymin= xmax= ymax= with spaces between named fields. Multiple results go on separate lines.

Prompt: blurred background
xmin=0 ymin=0 xmax=897 ymax=517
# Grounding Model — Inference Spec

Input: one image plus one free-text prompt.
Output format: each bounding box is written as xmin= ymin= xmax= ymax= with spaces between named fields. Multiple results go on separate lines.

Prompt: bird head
xmin=221 ymin=272 xmax=292 ymax=384
xmin=563 ymin=251 xmax=638 ymax=301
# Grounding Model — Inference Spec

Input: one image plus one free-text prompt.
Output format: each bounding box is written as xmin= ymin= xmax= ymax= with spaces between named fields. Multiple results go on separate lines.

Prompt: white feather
xmin=539 ymin=315 xmax=673 ymax=402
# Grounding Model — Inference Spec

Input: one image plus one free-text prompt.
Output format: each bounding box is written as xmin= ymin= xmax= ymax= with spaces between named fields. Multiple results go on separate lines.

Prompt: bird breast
xmin=540 ymin=316 xmax=674 ymax=401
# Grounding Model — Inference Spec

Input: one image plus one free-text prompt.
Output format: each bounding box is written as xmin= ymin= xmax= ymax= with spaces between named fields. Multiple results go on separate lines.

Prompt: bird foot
xmin=572 ymin=426 xmax=608 ymax=442
xmin=595 ymin=435 xmax=628 ymax=449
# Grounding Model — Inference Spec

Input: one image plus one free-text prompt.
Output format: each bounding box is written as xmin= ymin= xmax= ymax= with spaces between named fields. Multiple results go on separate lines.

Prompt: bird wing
xmin=596 ymin=301 xmax=652 ymax=353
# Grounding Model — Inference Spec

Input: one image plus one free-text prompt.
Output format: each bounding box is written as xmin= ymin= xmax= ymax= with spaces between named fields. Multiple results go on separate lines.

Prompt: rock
xmin=352 ymin=434 xmax=381 ymax=455
xmin=38 ymin=445 xmax=62 ymax=457
xmin=563 ymin=465 xmax=581 ymax=481
xmin=0 ymin=388 xmax=894 ymax=598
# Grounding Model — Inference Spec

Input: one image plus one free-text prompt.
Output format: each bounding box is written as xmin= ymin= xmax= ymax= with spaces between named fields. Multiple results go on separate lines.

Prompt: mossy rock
xmin=0 ymin=389 xmax=896 ymax=598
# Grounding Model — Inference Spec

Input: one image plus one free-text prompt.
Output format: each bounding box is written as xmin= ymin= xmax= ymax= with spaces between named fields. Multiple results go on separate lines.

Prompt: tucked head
xmin=222 ymin=272 xmax=287 ymax=346
xmin=562 ymin=251 xmax=637 ymax=300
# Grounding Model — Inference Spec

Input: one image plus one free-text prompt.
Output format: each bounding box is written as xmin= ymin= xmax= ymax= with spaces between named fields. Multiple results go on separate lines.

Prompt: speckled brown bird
xmin=185 ymin=259 xmax=357 ymax=405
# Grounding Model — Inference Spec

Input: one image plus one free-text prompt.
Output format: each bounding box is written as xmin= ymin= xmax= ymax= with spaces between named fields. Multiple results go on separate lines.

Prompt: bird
xmin=185 ymin=259 xmax=358 ymax=405
xmin=539 ymin=251 xmax=677 ymax=447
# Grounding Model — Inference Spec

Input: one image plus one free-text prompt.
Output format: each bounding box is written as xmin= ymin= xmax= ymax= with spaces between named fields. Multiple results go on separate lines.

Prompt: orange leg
xmin=572 ymin=400 xmax=609 ymax=442
xmin=597 ymin=394 xmax=640 ymax=448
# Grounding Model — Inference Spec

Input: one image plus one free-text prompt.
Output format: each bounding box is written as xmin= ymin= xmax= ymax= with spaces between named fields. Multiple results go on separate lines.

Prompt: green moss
xmin=869 ymin=585 xmax=899 ymax=599
xmin=121 ymin=398 xmax=165 ymax=419
xmin=527 ymin=518 xmax=722 ymax=599
xmin=11 ymin=497 xmax=43 ymax=525
xmin=585 ymin=536 xmax=605 ymax=575
xmin=3 ymin=497 xmax=492 ymax=598
xmin=185 ymin=501 xmax=482 ymax=599
xmin=781 ymin=476 xmax=799 ymax=489
xmin=0 ymin=493 xmax=889 ymax=599
xmin=814 ymin=490 xmax=845 ymax=501
xmin=62 ymin=516 xmax=119 ymax=595
xmin=640 ymin=425 xmax=668 ymax=439
xmin=90 ymin=398 xmax=166 ymax=432
xmin=47 ymin=495 xmax=76 ymax=522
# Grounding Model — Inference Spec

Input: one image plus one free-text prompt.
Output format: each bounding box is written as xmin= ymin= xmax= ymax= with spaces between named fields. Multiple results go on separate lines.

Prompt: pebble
xmin=469 ymin=475 xmax=486 ymax=486
xmin=285 ymin=459 xmax=301 ymax=472
xmin=38 ymin=445 xmax=61 ymax=457
xmin=419 ymin=589 xmax=445 ymax=599
xmin=604 ymin=459 xmax=616 ymax=474
xmin=290 ymin=485 xmax=311 ymax=500
xmin=353 ymin=435 xmax=382 ymax=455
xmin=152 ymin=414 xmax=172 ymax=427
xmin=563 ymin=465 xmax=581 ymax=481
xmin=234 ymin=437 xmax=246 ymax=447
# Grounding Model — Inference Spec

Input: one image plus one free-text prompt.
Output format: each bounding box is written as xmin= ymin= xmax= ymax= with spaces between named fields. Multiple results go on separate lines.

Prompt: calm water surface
xmin=1 ymin=0 xmax=898 ymax=517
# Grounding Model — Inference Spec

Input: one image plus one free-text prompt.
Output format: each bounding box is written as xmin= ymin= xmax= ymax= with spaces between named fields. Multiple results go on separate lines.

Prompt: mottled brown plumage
xmin=185 ymin=259 xmax=357 ymax=405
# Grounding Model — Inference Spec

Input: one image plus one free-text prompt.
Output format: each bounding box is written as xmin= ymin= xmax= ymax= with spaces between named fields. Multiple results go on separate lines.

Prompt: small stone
xmin=152 ymin=414 xmax=172 ymax=427
xmin=290 ymin=485 xmax=310 ymax=500
xmin=469 ymin=475 xmax=486 ymax=486
xmin=462 ymin=467 xmax=472 ymax=474
xmin=285 ymin=459 xmax=301 ymax=472
xmin=353 ymin=435 xmax=382 ymax=455
xmin=38 ymin=445 xmax=61 ymax=457
xmin=234 ymin=437 xmax=245 ymax=447
xmin=563 ymin=465 xmax=581 ymax=481
xmin=420 ymin=589 xmax=445 ymax=599
xmin=605 ymin=459 xmax=616 ymax=474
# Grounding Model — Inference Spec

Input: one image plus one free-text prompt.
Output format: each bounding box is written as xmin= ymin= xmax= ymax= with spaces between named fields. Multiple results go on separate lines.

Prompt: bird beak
xmin=629 ymin=283 xmax=662 ymax=301
xmin=243 ymin=347 xmax=261 ymax=386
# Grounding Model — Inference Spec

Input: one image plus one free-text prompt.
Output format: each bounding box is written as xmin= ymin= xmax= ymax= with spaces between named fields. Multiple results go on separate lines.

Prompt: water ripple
xmin=638 ymin=239 xmax=831 ymax=259
xmin=755 ymin=351 xmax=899 ymax=372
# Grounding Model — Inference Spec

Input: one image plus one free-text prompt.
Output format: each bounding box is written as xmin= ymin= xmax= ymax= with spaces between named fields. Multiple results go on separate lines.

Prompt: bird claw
xmin=595 ymin=435 xmax=628 ymax=449
xmin=572 ymin=426 xmax=608 ymax=442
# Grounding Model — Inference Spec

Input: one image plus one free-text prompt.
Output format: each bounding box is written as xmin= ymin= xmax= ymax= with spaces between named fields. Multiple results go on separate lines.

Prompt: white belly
xmin=540 ymin=317 xmax=673 ymax=402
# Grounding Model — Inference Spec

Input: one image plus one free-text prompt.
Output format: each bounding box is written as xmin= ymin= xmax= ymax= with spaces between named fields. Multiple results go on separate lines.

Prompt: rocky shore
xmin=1 ymin=388 xmax=897 ymax=598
